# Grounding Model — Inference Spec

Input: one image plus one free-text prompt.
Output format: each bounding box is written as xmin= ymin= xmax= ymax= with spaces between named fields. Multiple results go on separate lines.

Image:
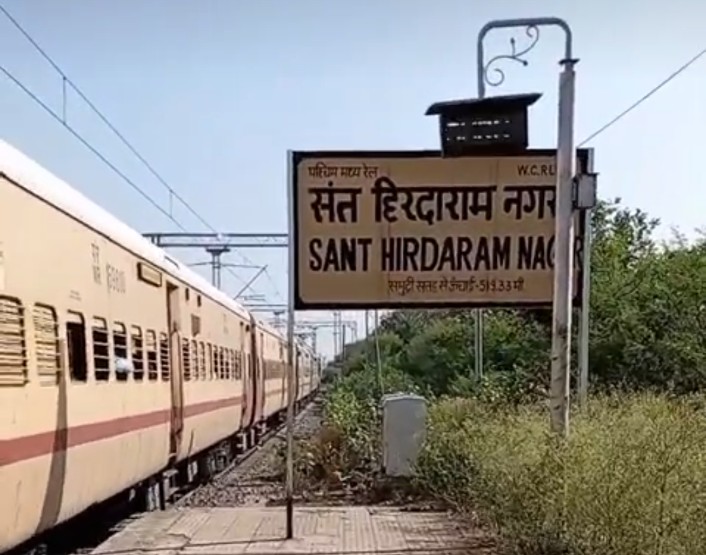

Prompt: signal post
xmin=284 ymin=16 xmax=596 ymax=539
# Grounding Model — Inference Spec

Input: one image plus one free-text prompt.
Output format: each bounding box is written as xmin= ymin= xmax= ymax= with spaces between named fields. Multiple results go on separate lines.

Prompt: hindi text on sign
xmin=292 ymin=151 xmax=588 ymax=308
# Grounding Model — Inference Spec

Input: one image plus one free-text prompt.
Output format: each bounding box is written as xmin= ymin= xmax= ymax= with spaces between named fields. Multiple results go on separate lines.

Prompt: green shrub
xmin=295 ymin=361 xmax=421 ymax=488
xmin=415 ymin=393 xmax=706 ymax=555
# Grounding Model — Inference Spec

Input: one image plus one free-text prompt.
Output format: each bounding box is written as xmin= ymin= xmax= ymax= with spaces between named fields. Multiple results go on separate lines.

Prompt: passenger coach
xmin=0 ymin=139 xmax=321 ymax=553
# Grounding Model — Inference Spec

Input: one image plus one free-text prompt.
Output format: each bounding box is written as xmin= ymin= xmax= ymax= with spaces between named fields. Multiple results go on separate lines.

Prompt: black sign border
xmin=291 ymin=148 xmax=591 ymax=311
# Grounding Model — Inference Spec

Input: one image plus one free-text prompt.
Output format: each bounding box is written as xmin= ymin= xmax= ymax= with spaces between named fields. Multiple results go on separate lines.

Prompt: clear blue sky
xmin=2 ymin=0 xmax=704 ymax=360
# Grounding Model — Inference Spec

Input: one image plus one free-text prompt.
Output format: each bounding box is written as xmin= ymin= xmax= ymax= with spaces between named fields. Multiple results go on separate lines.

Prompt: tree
xmin=340 ymin=198 xmax=706 ymax=398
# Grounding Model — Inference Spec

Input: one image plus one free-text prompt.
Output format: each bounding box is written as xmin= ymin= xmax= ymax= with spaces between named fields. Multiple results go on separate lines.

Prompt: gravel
xmin=179 ymin=394 xmax=325 ymax=508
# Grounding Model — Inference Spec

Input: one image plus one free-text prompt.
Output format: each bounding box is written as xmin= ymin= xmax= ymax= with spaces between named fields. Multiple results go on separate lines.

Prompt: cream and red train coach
xmin=0 ymin=140 xmax=321 ymax=553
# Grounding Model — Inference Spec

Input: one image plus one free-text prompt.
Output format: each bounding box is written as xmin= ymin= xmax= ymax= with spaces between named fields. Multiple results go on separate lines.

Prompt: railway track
xmin=175 ymin=394 xmax=324 ymax=508
xmin=10 ymin=394 xmax=324 ymax=555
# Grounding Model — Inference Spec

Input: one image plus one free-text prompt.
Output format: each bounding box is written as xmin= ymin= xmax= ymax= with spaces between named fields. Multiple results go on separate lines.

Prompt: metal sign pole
xmin=577 ymin=149 xmax=595 ymax=406
xmin=476 ymin=17 xmax=577 ymax=438
xmin=285 ymin=150 xmax=296 ymax=539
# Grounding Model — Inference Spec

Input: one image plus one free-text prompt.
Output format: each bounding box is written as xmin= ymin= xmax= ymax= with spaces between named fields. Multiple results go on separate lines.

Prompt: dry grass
xmin=416 ymin=393 xmax=706 ymax=554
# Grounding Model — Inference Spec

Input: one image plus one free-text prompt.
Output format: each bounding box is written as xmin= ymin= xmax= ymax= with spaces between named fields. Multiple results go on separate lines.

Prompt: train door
xmin=239 ymin=322 xmax=250 ymax=427
xmin=249 ymin=316 xmax=265 ymax=424
xmin=243 ymin=319 xmax=257 ymax=428
xmin=166 ymin=282 xmax=184 ymax=462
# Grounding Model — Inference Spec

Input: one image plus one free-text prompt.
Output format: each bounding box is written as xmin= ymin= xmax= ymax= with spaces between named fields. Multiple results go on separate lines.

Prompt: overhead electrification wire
xmin=578 ymin=46 xmax=706 ymax=146
xmin=0 ymin=63 xmax=186 ymax=227
xmin=0 ymin=3 xmax=285 ymax=301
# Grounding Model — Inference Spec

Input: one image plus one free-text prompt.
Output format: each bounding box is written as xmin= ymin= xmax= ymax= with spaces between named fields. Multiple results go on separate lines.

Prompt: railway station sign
xmin=291 ymin=149 xmax=589 ymax=310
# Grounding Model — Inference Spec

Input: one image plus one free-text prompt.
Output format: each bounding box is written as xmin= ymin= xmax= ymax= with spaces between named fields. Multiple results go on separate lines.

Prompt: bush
xmin=309 ymin=199 xmax=706 ymax=550
xmin=415 ymin=393 xmax=706 ymax=554
xmin=294 ymin=360 xmax=420 ymax=491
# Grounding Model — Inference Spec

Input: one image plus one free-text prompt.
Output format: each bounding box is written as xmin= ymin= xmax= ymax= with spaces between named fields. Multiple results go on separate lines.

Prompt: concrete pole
xmin=549 ymin=59 xmax=577 ymax=438
xmin=476 ymin=17 xmax=577 ymax=437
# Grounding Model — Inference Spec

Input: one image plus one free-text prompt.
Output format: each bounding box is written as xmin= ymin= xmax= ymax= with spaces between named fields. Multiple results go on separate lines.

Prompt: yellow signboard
xmin=292 ymin=149 xmax=589 ymax=309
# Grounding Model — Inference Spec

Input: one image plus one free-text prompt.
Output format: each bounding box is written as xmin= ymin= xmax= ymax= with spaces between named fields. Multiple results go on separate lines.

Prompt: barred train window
xmin=198 ymin=341 xmax=205 ymax=380
xmin=218 ymin=347 xmax=225 ymax=379
xmin=191 ymin=339 xmax=198 ymax=380
xmin=182 ymin=338 xmax=191 ymax=381
xmin=113 ymin=322 xmax=128 ymax=382
xmin=230 ymin=350 xmax=236 ymax=380
xmin=234 ymin=350 xmax=242 ymax=380
xmin=33 ymin=304 xmax=60 ymax=385
xmin=131 ymin=325 xmax=144 ymax=381
xmin=92 ymin=317 xmax=110 ymax=381
xmin=209 ymin=343 xmax=216 ymax=379
xmin=0 ymin=296 xmax=27 ymax=385
xmin=159 ymin=332 xmax=170 ymax=381
xmin=146 ymin=330 xmax=158 ymax=381
xmin=225 ymin=348 xmax=232 ymax=380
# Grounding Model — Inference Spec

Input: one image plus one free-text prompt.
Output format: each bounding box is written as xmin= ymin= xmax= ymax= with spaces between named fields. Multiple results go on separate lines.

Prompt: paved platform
xmin=92 ymin=506 xmax=495 ymax=554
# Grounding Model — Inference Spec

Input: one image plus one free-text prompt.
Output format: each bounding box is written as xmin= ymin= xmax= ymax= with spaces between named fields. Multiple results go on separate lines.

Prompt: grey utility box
xmin=381 ymin=393 xmax=428 ymax=477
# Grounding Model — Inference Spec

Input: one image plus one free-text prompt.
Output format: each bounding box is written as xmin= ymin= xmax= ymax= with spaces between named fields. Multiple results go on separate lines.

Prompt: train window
xmin=92 ymin=317 xmax=110 ymax=381
xmin=225 ymin=348 xmax=232 ymax=379
xmin=219 ymin=347 xmax=226 ymax=379
xmin=191 ymin=339 xmax=198 ymax=380
xmin=146 ymin=330 xmax=158 ymax=381
xmin=66 ymin=311 xmax=87 ymax=382
xmin=209 ymin=343 xmax=216 ymax=380
xmin=113 ymin=322 xmax=128 ymax=381
xmin=204 ymin=343 xmax=209 ymax=379
xmin=0 ymin=296 xmax=28 ymax=386
xmin=182 ymin=338 xmax=192 ymax=381
xmin=131 ymin=326 xmax=144 ymax=381
xmin=198 ymin=342 xmax=205 ymax=379
xmin=214 ymin=346 xmax=221 ymax=379
xmin=33 ymin=304 xmax=61 ymax=386
xmin=234 ymin=350 xmax=242 ymax=380
xmin=159 ymin=332 xmax=170 ymax=381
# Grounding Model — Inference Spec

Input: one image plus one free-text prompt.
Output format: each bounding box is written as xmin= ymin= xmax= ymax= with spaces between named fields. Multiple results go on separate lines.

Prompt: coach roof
xmin=0 ymin=139 xmax=263 ymax=325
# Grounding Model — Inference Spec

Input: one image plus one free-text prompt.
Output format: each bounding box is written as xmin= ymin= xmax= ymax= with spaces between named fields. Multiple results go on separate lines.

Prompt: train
xmin=0 ymin=139 xmax=322 ymax=553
